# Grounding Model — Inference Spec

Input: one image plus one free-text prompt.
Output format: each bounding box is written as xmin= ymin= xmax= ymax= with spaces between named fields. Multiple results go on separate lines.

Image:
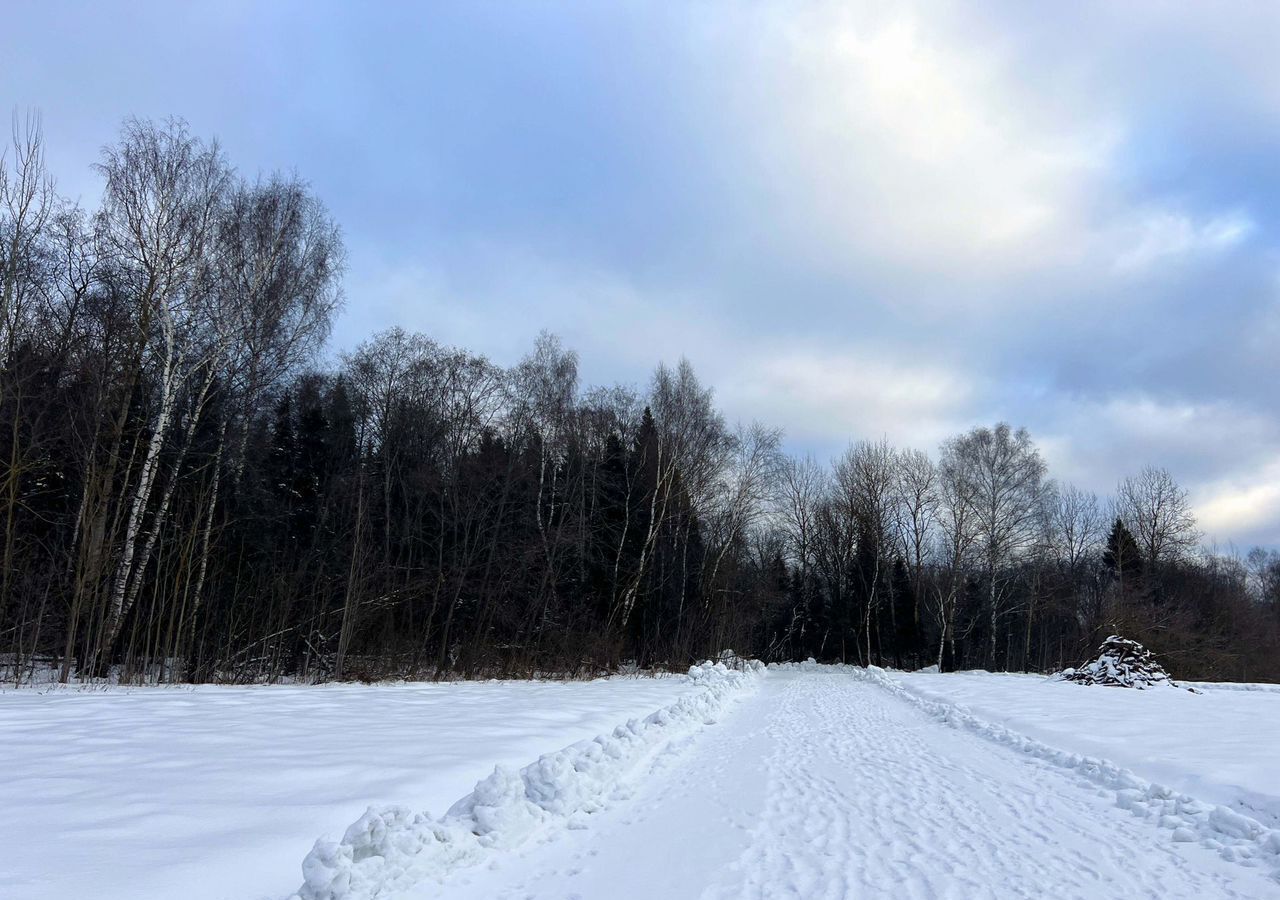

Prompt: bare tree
xmin=1115 ymin=465 xmax=1199 ymax=570
xmin=8 ymin=111 xmax=1280 ymax=686
xmin=0 ymin=112 xmax=59 ymax=678
xmin=93 ymin=117 xmax=230 ymax=659
xmin=776 ymin=454 xmax=826 ymax=654
xmin=511 ymin=331 xmax=580 ymax=646
xmin=812 ymin=494 xmax=856 ymax=661
xmin=930 ymin=442 xmax=980 ymax=669
xmin=941 ymin=423 xmax=1048 ymax=668
xmin=219 ymin=174 xmax=344 ymax=484
xmin=1246 ymin=547 xmax=1280 ymax=606
xmin=702 ymin=421 xmax=784 ymax=603
xmin=833 ymin=439 xmax=898 ymax=665
xmin=1044 ymin=482 xmax=1106 ymax=648
xmin=0 ymin=111 xmax=56 ymax=350
xmin=1048 ymin=483 xmax=1105 ymax=574
xmin=894 ymin=447 xmax=938 ymax=631
xmin=612 ymin=359 xmax=731 ymax=628
xmin=779 ymin=456 xmax=825 ymax=581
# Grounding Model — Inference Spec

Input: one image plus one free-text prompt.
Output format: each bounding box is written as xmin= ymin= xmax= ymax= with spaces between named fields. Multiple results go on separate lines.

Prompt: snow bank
xmin=1 ymin=674 xmax=701 ymax=900
xmin=291 ymin=659 xmax=764 ymax=900
xmin=897 ymin=670 xmax=1280 ymax=829
xmin=855 ymin=665 xmax=1280 ymax=879
xmin=1189 ymin=681 xmax=1280 ymax=694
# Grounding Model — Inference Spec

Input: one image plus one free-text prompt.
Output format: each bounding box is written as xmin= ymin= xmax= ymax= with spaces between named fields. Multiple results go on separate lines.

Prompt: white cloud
xmin=341 ymin=241 xmax=736 ymax=381
xmin=1112 ymin=208 xmax=1254 ymax=273
xmin=341 ymin=3 xmax=1280 ymax=546
xmin=1195 ymin=459 xmax=1280 ymax=544
xmin=1036 ymin=392 xmax=1280 ymax=546
xmin=721 ymin=347 xmax=977 ymax=454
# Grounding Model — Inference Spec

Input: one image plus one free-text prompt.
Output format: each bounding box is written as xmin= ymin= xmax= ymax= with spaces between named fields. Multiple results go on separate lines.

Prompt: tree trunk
xmin=103 ymin=325 xmax=179 ymax=658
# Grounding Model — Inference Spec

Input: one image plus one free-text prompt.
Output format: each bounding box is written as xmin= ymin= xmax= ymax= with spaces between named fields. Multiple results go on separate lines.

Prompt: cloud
xmin=1034 ymin=393 xmax=1280 ymax=546
xmin=706 ymin=3 xmax=1119 ymax=282
xmin=1195 ymin=459 xmax=1280 ymax=548
xmin=721 ymin=347 xmax=976 ymax=454
xmin=7 ymin=0 xmax=1280 ymax=547
xmin=342 ymin=241 xmax=732 ymax=380
xmin=1112 ymin=208 xmax=1254 ymax=273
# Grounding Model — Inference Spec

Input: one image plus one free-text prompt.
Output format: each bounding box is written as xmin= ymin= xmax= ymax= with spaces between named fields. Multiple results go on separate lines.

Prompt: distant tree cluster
xmin=3 ymin=115 xmax=1278 ymax=684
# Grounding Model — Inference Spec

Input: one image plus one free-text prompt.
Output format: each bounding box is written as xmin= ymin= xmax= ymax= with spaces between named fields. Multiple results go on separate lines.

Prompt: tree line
xmin=3 ymin=115 xmax=1278 ymax=684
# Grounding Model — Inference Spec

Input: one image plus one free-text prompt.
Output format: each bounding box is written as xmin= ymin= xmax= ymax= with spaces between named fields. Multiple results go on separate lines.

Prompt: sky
xmin=6 ymin=1 xmax=1280 ymax=549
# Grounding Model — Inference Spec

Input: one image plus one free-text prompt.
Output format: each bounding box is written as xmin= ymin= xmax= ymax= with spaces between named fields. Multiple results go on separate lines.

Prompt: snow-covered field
xmin=5 ymin=664 xmax=1280 ymax=900
xmin=0 ymin=675 xmax=698 ymax=900
xmin=893 ymin=670 xmax=1280 ymax=828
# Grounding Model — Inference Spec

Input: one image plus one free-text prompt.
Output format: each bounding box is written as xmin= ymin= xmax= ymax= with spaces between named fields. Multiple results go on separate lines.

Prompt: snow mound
xmin=1055 ymin=636 xmax=1176 ymax=689
xmin=289 ymin=659 xmax=763 ymax=900
xmin=1189 ymin=681 xmax=1280 ymax=694
xmin=859 ymin=666 xmax=1280 ymax=880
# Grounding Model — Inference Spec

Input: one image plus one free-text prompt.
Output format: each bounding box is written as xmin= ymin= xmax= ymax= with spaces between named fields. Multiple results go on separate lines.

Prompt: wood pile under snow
xmin=1056 ymin=636 xmax=1181 ymax=690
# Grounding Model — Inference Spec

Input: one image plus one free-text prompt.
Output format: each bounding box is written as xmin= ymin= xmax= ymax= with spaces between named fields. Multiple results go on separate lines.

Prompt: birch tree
xmin=940 ymin=423 xmax=1048 ymax=668
xmin=702 ymin=422 xmax=783 ymax=605
xmin=94 ymin=117 xmax=229 ymax=657
xmin=511 ymin=331 xmax=580 ymax=642
xmin=931 ymin=442 xmax=979 ymax=669
xmin=218 ymin=175 xmax=344 ymax=485
xmin=612 ymin=359 xmax=730 ymax=628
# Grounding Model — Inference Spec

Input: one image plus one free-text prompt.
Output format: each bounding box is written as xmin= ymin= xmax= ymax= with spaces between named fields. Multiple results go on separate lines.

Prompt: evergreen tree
xmin=1103 ymin=518 xmax=1143 ymax=578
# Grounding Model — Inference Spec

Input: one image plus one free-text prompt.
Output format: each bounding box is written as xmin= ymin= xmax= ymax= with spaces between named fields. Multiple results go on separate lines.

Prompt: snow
xmin=1192 ymin=680 xmax=1280 ymax=694
xmin=0 ymin=675 xmax=701 ymax=900
xmin=439 ymin=665 xmax=1280 ymax=899
xmin=893 ymin=669 xmax=1280 ymax=831
xmin=7 ymin=663 xmax=1280 ymax=899
xmin=291 ymin=660 xmax=763 ymax=900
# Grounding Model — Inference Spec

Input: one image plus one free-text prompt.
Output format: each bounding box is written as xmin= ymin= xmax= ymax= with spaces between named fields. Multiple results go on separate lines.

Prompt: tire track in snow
xmin=714 ymin=670 xmax=1277 ymax=900
xmin=868 ymin=666 xmax=1280 ymax=873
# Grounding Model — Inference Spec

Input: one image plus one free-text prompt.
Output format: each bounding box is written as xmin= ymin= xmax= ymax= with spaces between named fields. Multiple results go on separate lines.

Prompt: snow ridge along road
xmin=437 ymin=665 xmax=1280 ymax=900
xmin=290 ymin=659 xmax=764 ymax=900
xmin=870 ymin=666 xmax=1280 ymax=878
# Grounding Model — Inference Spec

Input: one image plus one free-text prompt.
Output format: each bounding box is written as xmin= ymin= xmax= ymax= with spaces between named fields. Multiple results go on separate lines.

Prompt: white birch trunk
xmin=103 ymin=322 xmax=179 ymax=652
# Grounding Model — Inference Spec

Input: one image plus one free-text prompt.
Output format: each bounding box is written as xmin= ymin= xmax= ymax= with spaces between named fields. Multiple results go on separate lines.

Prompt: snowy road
xmin=440 ymin=668 xmax=1280 ymax=900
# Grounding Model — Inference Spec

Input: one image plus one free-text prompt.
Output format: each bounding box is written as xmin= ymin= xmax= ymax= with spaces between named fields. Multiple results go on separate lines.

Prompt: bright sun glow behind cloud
xmin=728 ymin=4 xmax=1120 ymax=278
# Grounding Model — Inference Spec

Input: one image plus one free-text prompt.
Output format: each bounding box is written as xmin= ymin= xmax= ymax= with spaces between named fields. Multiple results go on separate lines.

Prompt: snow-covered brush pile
xmin=291 ymin=658 xmax=764 ymax=900
xmin=1055 ymin=636 xmax=1182 ymax=690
